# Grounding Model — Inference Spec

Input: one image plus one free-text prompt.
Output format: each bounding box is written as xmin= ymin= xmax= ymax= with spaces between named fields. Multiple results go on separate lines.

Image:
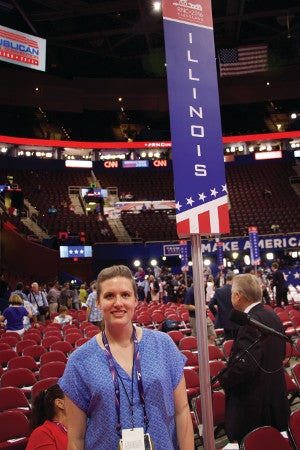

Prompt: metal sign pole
xmin=191 ymin=233 xmax=215 ymax=449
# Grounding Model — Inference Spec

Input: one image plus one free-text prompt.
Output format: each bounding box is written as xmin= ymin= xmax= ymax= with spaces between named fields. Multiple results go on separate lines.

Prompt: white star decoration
xmin=294 ymin=272 xmax=300 ymax=279
xmin=186 ymin=197 xmax=195 ymax=206
xmin=178 ymin=184 xmax=227 ymax=208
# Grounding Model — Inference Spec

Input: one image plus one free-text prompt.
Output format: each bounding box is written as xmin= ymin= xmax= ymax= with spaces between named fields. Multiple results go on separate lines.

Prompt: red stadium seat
xmin=240 ymin=426 xmax=292 ymax=450
xmin=0 ymin=410 xmax=30 ymax=450
xmin=31 ymin=377 xmax=59 ymax=404
xmin=0 ymin=386 xmax=31 ymax=417
xmin=39 ymin=361 xmax=66 ymax=380
xmin=40 ymin=350 xmax=67 ymax=366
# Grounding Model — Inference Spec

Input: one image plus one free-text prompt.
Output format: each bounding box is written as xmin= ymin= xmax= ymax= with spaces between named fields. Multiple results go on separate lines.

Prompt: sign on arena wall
xmin=248 ymin=226 xmax=261 ymax=266
xmin=162 ymin=0 xmax=229 ymax=237
xmin=0 ymin=25 xmax=46 ymax=72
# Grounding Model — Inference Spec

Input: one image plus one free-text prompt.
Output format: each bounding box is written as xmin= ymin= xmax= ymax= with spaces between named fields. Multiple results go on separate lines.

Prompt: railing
xmin=289 ymin=175 xmax=300 ymax=185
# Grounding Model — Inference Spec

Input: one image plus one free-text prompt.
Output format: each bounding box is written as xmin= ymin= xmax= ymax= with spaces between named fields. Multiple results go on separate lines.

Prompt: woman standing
xmin=59 ymin=265 xmax=193 ymax=450
xmin=0 ymin=293 xmax=32 ymax=337
xmin=26 ymin=384 xmax=68 ymax=450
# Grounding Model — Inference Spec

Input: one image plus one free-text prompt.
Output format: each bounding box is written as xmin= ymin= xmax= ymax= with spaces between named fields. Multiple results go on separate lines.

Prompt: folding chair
xmin=1 ymin=332 xmax=21 ymax=341
xmin=1 ymin=368 xmax=37 ymax=398
xmin=288 ymin=409 xmax=300 ymax=450
xmin=179 ymin=336 xmax=197 ymax=352
xmin=41 ymin=336 xmax=62 ymax=350
xmin=151 ymin=311 xmax=165 ymax=330
xmin=44 ymin=323 xmax=63 ymax=331
xmin=181 ymin=350 xmax=199 ymax=371
xmin=0 ymin=342 xmax=11 ymax=351
xmin=21 ymin=332 xmax=42 ymax=344
xmin=40 ymin=350 xmax=67 ymax=366
xmin=0 ymin=349 xmax=18 ymax=370
xmin=7 ymin=355 xmax=39 ymax=375
xmin=22 ymin=345 xmax=46 ymax=363
xmin=183 ymin=367 xmax=200 ymax=401
xmin=209 ymin=360 xmax=227 ymax=390
xmin=0 ymin=410 xmax=30 ymax=450
xmin=65 ymin=332 xmax=83 ymax=346
xmin=0 ymin=335 xmax=19 ymax=347
xmin=208 ymin=345 xmax=226 ymax=361
xmin=31 ymin=377 xmax=59 ymax=404
xmin=167 ymin=330 xmax=185 ymax=346
xmin=240 ymin=426 xmax=292 ymax=450
xmin=136 ymin=312 xmax=154 ymax=329
xmin=43 ymin=330 xmax=63 ymax=340
xmin=75 ymin=337 xmax=90 ymax=347
xmin=0 ymin=386 xmax=31 ymax=417
xmin=192 ymin=391 xmax=226 ymax=441
xmin=77 ymin=311 xmax=87 ymax=322
xmin=63 ymin=325 xmax=80 ymax=334
xmin=39 ymin=361 xmax=66 ymax=380
xmin=50 ymin=340 xmax=73 ymax=355
xmin=85 ymin=328 xmax=100 ymax=339
xmin=16 ymin=339 xmax=37 ymax=356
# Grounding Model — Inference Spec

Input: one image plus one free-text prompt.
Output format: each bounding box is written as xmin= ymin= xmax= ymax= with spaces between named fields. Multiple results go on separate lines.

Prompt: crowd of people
xmin=0 ymin=260 xmax=294 ymax=449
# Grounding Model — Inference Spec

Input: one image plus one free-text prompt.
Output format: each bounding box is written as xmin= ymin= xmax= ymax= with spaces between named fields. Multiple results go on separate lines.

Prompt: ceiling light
xmin=153 ymin=2 xmax=161 ymax=12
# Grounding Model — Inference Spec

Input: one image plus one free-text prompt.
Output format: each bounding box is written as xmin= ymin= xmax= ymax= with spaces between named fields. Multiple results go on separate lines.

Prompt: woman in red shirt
xmin=26 ymin=384 xmax=67 ymax=450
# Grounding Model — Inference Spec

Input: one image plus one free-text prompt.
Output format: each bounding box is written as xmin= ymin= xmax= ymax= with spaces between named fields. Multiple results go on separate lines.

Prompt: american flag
xmin=218 ymin=44 xmax=268 ymax=77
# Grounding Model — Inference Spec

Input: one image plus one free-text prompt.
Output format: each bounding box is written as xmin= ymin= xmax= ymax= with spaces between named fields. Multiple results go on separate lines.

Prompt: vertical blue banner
xmin=248 ymin=226 xmax=261 ymax=266
xmin=162 ymin=0 xmax=229 ymax=238
xmin=216 ymin=241 xmax=224 ymax=270
xmin=179 ymin=239 xmax=189 ymax=271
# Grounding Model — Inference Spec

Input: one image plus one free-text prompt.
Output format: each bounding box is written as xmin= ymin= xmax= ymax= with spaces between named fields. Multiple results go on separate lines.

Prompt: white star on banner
xmin=69 ymin=250 xmax=73 ymax=255
xmin=186 ymin=197 xmax=195 ymax=206
xmin=176 ymin=201 xmax=182 ymax=211
xmin=222 ymin=184 xmax=227 ymax=193
xmin=80 ymin=249 xmax=84 ymax=254
xmin=210 ymin=188 xmax=218 ymax=197
xmin=294 ymin=272 xmax=300 ymax=279
xmin=75 ymin=249 xmax=79 ymax=254
xmin=198 ymin=192 xmax=207 ymax=202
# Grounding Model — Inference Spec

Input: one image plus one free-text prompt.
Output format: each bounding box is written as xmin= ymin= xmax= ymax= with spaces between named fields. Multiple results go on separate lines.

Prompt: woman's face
xmin=98 ymin=276 xmax=138 ymax=327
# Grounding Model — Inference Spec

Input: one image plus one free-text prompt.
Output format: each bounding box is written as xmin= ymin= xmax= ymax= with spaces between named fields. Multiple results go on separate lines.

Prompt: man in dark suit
xmin=271 ymin=262 xmax=288 ymax=307
xmin=208 ymin=271 xmax=239 ymax=340
xmin=218 ymin=274 xmax=290 ymax=444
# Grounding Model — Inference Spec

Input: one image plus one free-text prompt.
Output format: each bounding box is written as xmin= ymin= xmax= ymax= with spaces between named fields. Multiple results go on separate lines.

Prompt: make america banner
xmin=0 ymin=25 xmax=46 ymax=72
xmin=162 ymin=0 xmax=229 ymax=237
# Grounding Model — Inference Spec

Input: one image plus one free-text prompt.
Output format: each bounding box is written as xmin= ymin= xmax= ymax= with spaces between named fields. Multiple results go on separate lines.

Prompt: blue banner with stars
xmin=162 ymin=0 xmax=229 ymax=238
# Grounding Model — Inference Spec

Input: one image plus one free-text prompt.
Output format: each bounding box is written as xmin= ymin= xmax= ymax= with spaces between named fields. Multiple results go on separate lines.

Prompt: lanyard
xmin=102 ymin=326 xmax=149 ymax=436
xmin=52 ymin=420 xmax=67 ymax=433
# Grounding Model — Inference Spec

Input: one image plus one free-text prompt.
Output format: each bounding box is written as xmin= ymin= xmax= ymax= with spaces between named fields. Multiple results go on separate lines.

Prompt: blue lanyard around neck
xmin=102 ymin=326 xmax=149 ymax=436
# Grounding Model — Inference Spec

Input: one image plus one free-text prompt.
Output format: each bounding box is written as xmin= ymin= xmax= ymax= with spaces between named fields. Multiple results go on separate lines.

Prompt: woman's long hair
xmin=29 ymin=384 xmax=64 ymax=432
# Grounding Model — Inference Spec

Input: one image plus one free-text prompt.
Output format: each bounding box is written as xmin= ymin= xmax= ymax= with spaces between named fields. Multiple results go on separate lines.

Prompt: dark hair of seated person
xmin=29 ymin=384 xmax=65 ymax=432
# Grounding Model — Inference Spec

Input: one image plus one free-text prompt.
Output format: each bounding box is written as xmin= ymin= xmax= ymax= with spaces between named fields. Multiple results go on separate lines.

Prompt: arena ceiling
xmin=0 ymin=0 xmax=300 ymax=136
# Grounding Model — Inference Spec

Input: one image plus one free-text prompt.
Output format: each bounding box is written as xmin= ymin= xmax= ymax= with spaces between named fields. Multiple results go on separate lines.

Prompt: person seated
xmin=124 ymin=192 xmax=133 ymax=200
xmin=53 ymin=305 xmax=72 ymax=326
xmin=26 ymin=384 xmax=68 ymax=450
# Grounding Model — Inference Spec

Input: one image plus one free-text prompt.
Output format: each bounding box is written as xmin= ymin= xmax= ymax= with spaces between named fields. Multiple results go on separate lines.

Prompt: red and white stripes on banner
xmin=176 ymin=195 xmax=229 ymax=236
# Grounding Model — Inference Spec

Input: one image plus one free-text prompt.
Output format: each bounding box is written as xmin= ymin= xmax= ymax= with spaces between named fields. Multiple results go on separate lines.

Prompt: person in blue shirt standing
xmin=0 ymin=293 xmax=32 ymax=336
xmin=86 ymin=281 xmax=103 ymax=328
xmin=59 ymin=265 xmax=193 ymax=450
